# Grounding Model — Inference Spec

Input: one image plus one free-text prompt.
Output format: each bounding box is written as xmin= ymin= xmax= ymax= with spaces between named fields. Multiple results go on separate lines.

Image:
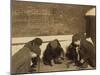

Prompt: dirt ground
xmin=31 ymin=59 xmax=93 ymax=73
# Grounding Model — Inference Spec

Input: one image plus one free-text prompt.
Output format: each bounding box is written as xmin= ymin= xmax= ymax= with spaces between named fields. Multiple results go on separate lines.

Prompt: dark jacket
xmin=66 ymin=42 xmax=78 ymax=61
xmin=79 ymin=39 xmax=96 ymax=68
xmin=43 ymin=42 xmax=64 ymax=65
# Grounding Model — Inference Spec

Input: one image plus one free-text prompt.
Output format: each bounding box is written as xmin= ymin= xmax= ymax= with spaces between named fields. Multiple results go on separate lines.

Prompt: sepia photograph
xmin=11 ymin=0 xmax=96 ymax=74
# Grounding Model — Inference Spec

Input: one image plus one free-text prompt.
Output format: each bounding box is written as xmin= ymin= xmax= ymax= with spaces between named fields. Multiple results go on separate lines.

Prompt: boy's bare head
xmin=72 ymin=33 xmax=86 ymax=45
xmin=50 ymin=40 xmax=58 ymax=49
xmin=50 ymin=39 xmax=61 ymax=49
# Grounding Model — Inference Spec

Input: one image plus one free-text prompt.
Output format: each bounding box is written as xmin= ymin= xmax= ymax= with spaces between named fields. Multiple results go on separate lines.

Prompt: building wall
xmin=12 ymin=1 xmax=94 ymax=37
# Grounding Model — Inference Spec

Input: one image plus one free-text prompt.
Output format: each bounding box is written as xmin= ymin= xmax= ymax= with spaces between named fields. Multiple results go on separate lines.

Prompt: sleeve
xmin=80 ymin=40 xmax=95 ymax=63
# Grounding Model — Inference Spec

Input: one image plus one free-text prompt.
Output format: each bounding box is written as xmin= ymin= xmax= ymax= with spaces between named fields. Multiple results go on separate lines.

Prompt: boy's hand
xmin=80 ymin=59 xmax=84 ymax=63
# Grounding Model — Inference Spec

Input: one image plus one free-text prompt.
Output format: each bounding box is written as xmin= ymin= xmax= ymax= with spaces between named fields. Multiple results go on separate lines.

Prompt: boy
xmin=72 ymin=33 xmax=96 ymax=68
xmin=43 ymin=39 xmax=64 ymax=66
xmin=12 ymin=38 xmax=43 ymax=74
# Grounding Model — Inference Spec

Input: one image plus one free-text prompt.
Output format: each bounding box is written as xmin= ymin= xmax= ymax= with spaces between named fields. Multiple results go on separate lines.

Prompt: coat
xmin=66 ymin=42 xmax=78 ymax=61
xmin=11 ymin=47 xmax=31 ymax=74
xmin=11 ymin=40 xmax=41 ymax=74
xmin=79 ymin=39 xmax=96 ymax=68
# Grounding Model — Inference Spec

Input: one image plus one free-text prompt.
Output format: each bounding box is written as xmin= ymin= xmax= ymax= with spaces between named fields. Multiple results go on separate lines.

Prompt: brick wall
xmin=12 ymin=1 xmax=94 ymax=37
